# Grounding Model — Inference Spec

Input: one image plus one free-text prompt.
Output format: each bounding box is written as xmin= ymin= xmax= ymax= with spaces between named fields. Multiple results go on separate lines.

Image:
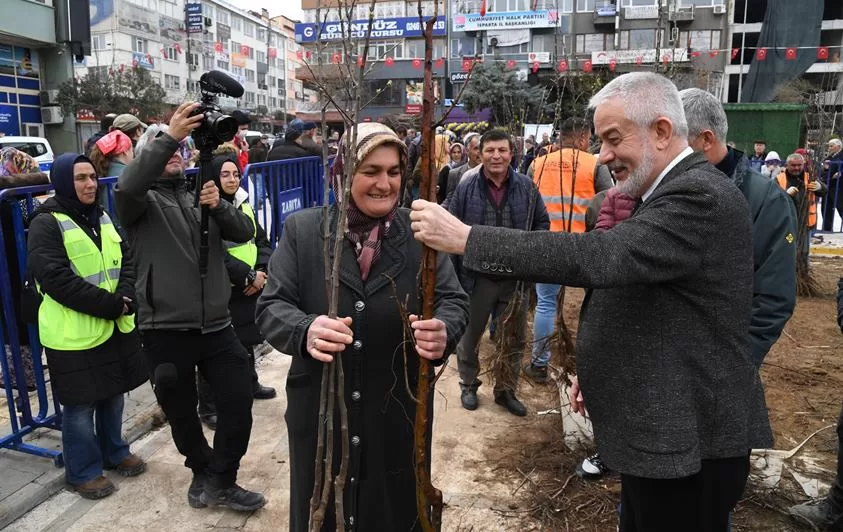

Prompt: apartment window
xmin=490 ymin=0 xmax=528 ymax=12
xmin=258 ymin=94 xmax=266 ymax=106
xmin=91 ymin=34 xmax=107 ymax=51
xmin=203 ymin=2 xmax=214 ymax=19
xmin=164 ymin=46 xmax=178 ymax=61
xmin=132 ymin=37 xmax=149 ymax=54
xmin=187 ymin=79 xmax=200 ymax=93
xmin=244 ymin=91 xmax=255 ymax=104
xmin=269 ymin=96 xmax=277 ymax=108
xmin=231 ymin=17 xmax=242 ymax=32
xmin=203 ymin=56 xmax=214 ymax=70
xmin=532 ymin=33 xmax=562 ymax=54
xmin=487 ymin=42 xmax=529 ymax=55
xmin=287 ymin=40 xmax=297 ymax=51
xmin=267 ymin=75 xmax=275 ymax=87
xmin=244 ymin=21 xmax=255 ymax=38
xmin=621 ymin=29 xmax=656 ymax=49
xmin=216 ymin=9 xmax=229 ymax=25
xmin=679 ymin=0 xmax=715 ymax=5
xmin=257 ymin=50 xmax=266 ymax=63
xmin=216 ymin=59 xmax=229 ymax=70
xmin=232 ymin=66 xmax=244 ymax=77
xmin=245 ymin=69 xmax=255 ymax=82
xmin=680 ymin=30 xmax=721 ymax=49
xmin=133 ymin=0 xmax=157 ymax=10
xmin=160 ymin=0 xmax=178 ymax=18
xmin=576 ymin=0 xmax=595 ymax=11
xmin=188 ymin=52 xmax=199 ymax=66
xmin=246 ymin=47 xmax=254 ymax=59
xmin=451 ymin=37 xmax=477 ymax=58
xmin=576 ymin=33 xmax=608 ymax=53
xmin=231 ymin=41 xmax=241 ymax=55
xmin=276 ymin=58 xmax=285 ymax=69
xmin=257 ymin=28 xmax=267 ymax=41
xmin=366 ymin=41 xmax=403 ymax=60
xmin=164 ymin=74 xmax=180 ymax=91
xmin=622 ymin=0 xmax=656 ymax=5
xmin=269 ymin=34 xmax=277 ymax=47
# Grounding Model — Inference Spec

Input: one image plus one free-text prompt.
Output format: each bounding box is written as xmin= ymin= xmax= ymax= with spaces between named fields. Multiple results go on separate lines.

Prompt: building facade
xmin=77 ymin=0 xmax=299 ymax=131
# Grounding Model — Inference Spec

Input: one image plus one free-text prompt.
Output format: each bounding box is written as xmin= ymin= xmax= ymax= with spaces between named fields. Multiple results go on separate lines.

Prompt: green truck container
xmin=722 ymin=103 xmax=807 ymax=158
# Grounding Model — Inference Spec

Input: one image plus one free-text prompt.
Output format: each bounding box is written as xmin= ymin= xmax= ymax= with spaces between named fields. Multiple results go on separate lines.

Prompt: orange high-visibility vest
xmin=532 ymin=148 xmax=598 ymax=233
xmin=776 ymin=171 xmax=817 ymax=227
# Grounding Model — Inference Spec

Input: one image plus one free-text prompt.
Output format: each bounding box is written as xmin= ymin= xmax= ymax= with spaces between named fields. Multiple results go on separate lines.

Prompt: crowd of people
xmin=0 ymin=70 xmax=842 ymax=531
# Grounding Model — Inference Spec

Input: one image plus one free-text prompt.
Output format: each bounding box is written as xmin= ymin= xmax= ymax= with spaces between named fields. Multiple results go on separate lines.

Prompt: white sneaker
xmin=575 ymin=453 xmax=609 ymax=480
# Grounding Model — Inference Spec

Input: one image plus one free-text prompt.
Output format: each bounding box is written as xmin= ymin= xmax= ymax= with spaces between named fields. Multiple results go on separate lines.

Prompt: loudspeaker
xmin=55 ymin=0 xmax=92 ymax=59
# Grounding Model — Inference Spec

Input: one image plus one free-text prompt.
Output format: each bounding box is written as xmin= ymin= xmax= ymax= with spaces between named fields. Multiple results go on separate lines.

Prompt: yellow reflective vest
xmin=226 ymin=201 xmax=258 ymax=269
xmin=38 ymin=212 xmax=135 ymax=350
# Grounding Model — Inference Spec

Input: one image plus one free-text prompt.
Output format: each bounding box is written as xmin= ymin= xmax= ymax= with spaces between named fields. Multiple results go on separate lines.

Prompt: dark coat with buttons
xmin=255 ymin=206 xmax=469 ymax=532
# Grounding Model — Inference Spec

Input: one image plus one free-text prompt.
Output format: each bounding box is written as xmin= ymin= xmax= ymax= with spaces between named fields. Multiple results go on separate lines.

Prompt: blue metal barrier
xmin=817 ymin=159 xmax=843 ymax=233
xmin=0 ymin=157 xmax=324 ymax=464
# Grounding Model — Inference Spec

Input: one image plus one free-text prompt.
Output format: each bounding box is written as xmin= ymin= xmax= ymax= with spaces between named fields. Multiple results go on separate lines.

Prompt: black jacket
xmin=224 ymin=194 xmax=272 ymax=346
xmin=727 ymin=149 xmax=798 ymax=367
xmin=27 ymin=197 xmax=146 ymax=404
xmin=462 ymin=153 xmax=772 ymax=478
xmin=266 ymin=141 xmax=312 ymax=162
xmin=256 ymin=207 xmax=469 ymax=532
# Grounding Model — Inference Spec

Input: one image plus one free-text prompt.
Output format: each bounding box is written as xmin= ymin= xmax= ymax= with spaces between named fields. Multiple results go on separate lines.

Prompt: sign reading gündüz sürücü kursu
xmin=295 ymin=17 xmax=447 ymax=43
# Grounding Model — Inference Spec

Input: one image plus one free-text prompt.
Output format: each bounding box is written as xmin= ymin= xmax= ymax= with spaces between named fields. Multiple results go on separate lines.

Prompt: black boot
xmin=460 ymin=381 xmax=481 ymax=411
xmin=188 ymin=472 xmax=208 ymax=508
xmin=253 ymin=384 xmax=277 ymax=400
xmin=199 ymin=483 xmax=267 ymax=512
xmin=494 ymin=390 xmax=527 ymax=417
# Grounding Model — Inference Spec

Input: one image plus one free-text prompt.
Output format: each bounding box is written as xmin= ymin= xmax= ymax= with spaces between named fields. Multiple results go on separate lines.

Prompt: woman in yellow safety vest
xmin=27 ymin=153 xmax=148 ymax=500
xmin=196 ymin=155 xmax=275 ymax=430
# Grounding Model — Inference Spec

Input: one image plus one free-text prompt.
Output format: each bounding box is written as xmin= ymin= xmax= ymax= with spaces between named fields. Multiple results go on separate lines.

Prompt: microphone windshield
xmin=200 ymin=70 xmax=245 ymax=98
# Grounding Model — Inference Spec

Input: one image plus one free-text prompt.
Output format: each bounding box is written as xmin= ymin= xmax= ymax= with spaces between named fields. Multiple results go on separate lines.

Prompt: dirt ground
xmin=475 ymin=258 xmax=843 ymax=532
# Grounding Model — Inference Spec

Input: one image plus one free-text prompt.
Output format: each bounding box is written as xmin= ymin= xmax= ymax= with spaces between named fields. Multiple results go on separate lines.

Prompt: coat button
xmin=351 ymin=391 xmax=361 ymax=401
xmin=350 ymin=476 xmax=357 ymax=484
xmin=353 ymin=340 xmax=363 ymax=350
xmin=482 ymin=262 xmax=490 ymax=270
xmin=354 ymin=301 xmax=365 ymax=312
xmin=351 ymin=435 xmax=361 ymax=446
xmin=349 ymin=516 xmax=355 ymax=525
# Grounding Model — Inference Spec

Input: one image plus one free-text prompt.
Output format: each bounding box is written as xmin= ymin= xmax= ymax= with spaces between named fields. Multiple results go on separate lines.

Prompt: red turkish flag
xmin=305 ymin=50 xmax=312 ymax=59
xmin=818 ymin=46 xmax=829 ymax=60
xmin=609 ymin=59 xmax=617 ymax=72
xmin=160 ymin=47 xmax=167 ymax=58
xmin=385 ymin=56 xmax=395 ymax=67
xmin=412 ymin=58 xmax=422 ymax=69
xmin=690 ymin=51 xmax=701 ymax=58
xmin=557 ymin=59 xmax=568 ymax=72
xmin=240 ymin=45 xmax=249 ymax=56
xmin=756 ymin=47 xmax=767 ymax=61
xmin=462 ymin=58 xmax=472 ymax=71
xmin=731 ymin=48 xmax=739 ymax=60
xmin=583 ymin=60 xmax=592 ymax=73
xmin=214 ymin=41 xmax=223 ymax=53
xmin=480 ymin=0 xmax=487 ymax=17
xmin=356 ymin=56 xmax=365 ymax=67
xmin=331 ymin=53 xmax=341 ymax=64
xmin=268 ymin=47 xmax=277 ymax=59
xmin=174 ymin=43 xmax=182 ymax=54
xmin=506 ymin=59 xmax=516 ymax=69
xmin=708 ymin=50 xmax=719 ymax=58
xmin=662 ymin=54 xmax=670 ymax=64
xmin=785 ymin=48 xmax=797 ymax=60
xmin=531 ymin=62 xmax=539 ymax=73
xmin=435 ymin=57 xmax=444 ymax=68
xmin=146 ymin=53 xmax=154 ymax=65
xmin=635 ymin=56 xmax=643 ymax=66
xmin=296 ymin=50 xmax=303 ymax=60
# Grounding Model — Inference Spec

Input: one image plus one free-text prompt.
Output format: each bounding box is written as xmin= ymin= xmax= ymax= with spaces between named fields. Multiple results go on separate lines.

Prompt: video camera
xmin=190 ymin=70 xmax=244 ymax=150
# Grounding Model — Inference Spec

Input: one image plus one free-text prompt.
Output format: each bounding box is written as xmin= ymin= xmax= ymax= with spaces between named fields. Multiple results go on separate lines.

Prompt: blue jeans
xmin=531 ymin=283 xmax=561 ymax=367
xmin=62 ymin=395 xmax=129 ymax=485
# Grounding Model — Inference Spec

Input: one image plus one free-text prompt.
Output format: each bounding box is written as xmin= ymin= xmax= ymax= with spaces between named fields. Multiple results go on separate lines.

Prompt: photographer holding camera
xmin=114 ymin=100 xmax=266 ymax=512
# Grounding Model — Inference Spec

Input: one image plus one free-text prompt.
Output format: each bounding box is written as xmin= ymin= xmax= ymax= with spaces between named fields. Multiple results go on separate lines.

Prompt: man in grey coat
xmin=114 ymin=102 xmax=266 ymax=512
xmin=410 ymin=73 xmax=770 ymax=531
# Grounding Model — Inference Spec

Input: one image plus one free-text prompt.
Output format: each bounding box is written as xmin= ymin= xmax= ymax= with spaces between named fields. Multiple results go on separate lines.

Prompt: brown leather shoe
xmin=72 ymin=476 xmax=116 ymax=500
xmin=105 ymin=453 xmax=147 ymax=477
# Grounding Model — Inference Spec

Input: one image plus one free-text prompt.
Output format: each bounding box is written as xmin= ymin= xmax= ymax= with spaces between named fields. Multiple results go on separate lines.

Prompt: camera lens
xmin=208 ymin=112 xmax=238 ymax=143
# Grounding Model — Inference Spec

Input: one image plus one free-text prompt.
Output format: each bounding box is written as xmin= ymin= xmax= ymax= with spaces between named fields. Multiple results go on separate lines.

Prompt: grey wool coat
xmin=255 ymin=206 xmax=469 ymax=532
xmin=461 ymin=152 xmax=773 ymax=479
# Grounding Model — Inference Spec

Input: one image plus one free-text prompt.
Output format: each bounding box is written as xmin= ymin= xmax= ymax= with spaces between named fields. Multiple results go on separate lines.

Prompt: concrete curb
xmin=0 ymin=400 xmax=163 ymax=530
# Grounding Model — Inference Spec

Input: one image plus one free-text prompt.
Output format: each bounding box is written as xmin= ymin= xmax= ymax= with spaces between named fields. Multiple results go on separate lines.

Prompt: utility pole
xmin=736 ymin=0 xmax=748 ymax=102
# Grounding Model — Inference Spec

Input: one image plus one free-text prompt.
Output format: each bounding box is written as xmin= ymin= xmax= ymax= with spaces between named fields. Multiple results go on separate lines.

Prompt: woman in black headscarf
xmin=197 ymin=155 xmax=275 ymax=429
xmin=27 ymin=153 xmax=147 ymax=499
xmin=256 ymin=123 xmax=469 ymax=531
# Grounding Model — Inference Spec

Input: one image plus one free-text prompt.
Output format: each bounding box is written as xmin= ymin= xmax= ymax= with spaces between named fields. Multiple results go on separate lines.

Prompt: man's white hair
xmin=829 ymin=138 xmax=842 ymax=149
xmin=786 ymin=153 xmax=805 ymax=163
xmin=589 ymin=72 xmax=689 ymax=139
xmin=678 ymin=88 xmax=728 ymax=143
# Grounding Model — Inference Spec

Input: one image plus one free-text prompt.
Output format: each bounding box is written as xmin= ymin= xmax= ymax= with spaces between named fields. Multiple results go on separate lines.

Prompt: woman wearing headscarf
xmin=406 ymin=133 xmax=450 ymax=206
xmin=448 ymin=142 xmax=465 ymax=168
xmin=196 ymin=155 xmax=275 ymax=429
xmin=256 ymin=123 xmax=469 ymax=531
xmin=87 ymin=130 xmax=134 ymax=178
xmin=27 ymin=153 xmax=147 ymax=499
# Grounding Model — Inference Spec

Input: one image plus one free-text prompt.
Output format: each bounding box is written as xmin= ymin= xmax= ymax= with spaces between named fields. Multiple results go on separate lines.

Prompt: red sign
xmin=756 ymin=47 xmax=767 ymax=61
xmin=214 ymin=41 xmax=223 ymax=53
xmin=435 ymin=57 xmax=444 ymax=68
xmin=731 ymin=48 xmax=739 ymax=60
xmin=385 ymin=56 xmax=395 ymax=67
xmin=412 ymin=58 xmax=422 ymax=69
xmin=331 ymin=53 xmax=341 ymax=64
xmin=268 ymin=47 xmax=277 ymax=59
xmin=818 ymin=46 xmax=829 ymax=60
xmin=531 ymin=61 xmax=539 ymax=73
xmin=506 ymin=59 xmax=516 ymax=69
xmin=557 ymin=59 xmax=568 ymax=72
xmin=785 ymin=48 xmax=797 ymax=60
xmin=462 ymin=58 xmax=472 ymax=71
xmin=405 ymin=104 xmax=422 ymax=115
xmin=583 ymin=60 xmax=592 ymax=73
xmin=241 ymin=45 xmax=250 ymax=56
